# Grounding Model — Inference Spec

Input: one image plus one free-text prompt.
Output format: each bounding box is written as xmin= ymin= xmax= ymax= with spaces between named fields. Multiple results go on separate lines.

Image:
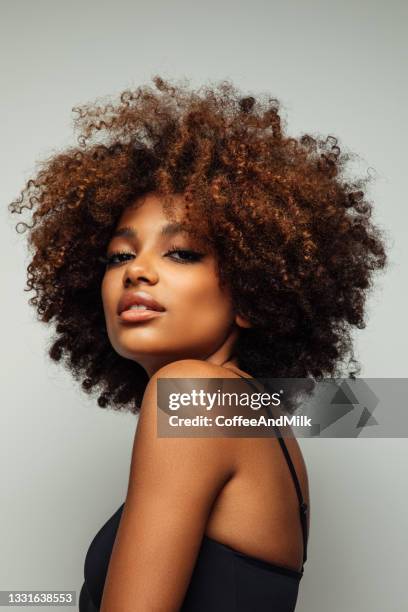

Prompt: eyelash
xmin=99 ymin=245 xmax=204 ymax=267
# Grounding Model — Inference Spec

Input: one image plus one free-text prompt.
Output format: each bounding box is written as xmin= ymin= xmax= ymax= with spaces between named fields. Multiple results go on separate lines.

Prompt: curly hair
xmin=8 ymin=75 xmax=388 ymax=413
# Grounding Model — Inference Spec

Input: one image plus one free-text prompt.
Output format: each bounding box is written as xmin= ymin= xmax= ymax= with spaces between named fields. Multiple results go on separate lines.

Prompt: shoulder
xmin=132 ymin=359 xmax=243 ymax=478
xmin=105 ymin=365 xmax=242 ymax=610
xmin=142 ymin=359 xmax=240 ymax=403
xmin=153 ymin=358 xmax=238 ymax=380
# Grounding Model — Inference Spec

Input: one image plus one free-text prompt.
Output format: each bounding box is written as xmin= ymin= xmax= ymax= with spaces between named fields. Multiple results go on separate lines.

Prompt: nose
xmin=123 ymin=253 xmax=159 ymax=287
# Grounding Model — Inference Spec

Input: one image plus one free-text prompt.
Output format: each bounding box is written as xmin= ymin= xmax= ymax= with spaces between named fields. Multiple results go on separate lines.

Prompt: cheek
xmin=171 ymin=274 xmax=232 ymax=326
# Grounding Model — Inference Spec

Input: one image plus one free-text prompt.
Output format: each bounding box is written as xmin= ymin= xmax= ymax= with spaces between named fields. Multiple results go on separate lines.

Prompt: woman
xmin=9 ymin=76 xmax=387 ymax=611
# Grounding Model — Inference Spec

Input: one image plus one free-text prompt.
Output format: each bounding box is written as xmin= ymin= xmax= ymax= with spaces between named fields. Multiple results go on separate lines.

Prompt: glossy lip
xmin=119 ymin=309 xmax=166 ymax=323
xmin=117 ymin=290 xmax=166 ymax=316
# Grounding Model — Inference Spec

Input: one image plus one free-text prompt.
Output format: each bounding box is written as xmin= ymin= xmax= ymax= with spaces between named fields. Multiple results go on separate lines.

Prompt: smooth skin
xmin=101 ymin=191 xmax=251 ymax=378
xmin=100 ymin=192 xmax=309 ymax=611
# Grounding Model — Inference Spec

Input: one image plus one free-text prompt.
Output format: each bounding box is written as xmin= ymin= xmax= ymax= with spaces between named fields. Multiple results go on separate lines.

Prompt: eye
xmin=99 ymin=247 xmax=204 ymax=267
xmin=165 ymin=246 xmax=204 ymax=264
xmin=99 ymin=251 xmax=134 ymax=267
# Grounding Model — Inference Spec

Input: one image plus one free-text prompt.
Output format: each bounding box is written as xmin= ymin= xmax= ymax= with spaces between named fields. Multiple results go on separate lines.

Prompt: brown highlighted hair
xmin=9 ymin=76 xmax=388 ymax=412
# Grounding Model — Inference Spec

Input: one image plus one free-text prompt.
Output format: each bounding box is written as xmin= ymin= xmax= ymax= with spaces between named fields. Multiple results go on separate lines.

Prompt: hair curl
xmin=9 ymin=75 xmax=388 ymax=413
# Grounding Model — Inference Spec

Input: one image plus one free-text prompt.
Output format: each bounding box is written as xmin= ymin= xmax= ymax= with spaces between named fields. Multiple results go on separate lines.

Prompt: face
xmin=101 ymin=192 xmax=248 ymax=377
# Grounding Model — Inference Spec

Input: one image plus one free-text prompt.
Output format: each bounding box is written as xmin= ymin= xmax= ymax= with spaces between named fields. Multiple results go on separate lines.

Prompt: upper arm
xmin=100 ymin=360 xmax=239 ymax=612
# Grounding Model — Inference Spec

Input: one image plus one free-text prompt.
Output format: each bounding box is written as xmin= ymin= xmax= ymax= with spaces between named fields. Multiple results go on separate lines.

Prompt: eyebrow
xmin=111 ymin=222 xmax=192 ymax=240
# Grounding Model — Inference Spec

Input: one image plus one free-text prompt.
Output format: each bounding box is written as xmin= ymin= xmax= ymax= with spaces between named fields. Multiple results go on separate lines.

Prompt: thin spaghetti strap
xmin=236 ymin=374 xmax=308 ymax=568
xmin=273 ymin=430 xmax=308 ymax=566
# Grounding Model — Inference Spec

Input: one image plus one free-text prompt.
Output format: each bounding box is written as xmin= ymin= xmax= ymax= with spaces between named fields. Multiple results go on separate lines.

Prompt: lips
xmin=117 ymin=291 xmax=166 ymax=315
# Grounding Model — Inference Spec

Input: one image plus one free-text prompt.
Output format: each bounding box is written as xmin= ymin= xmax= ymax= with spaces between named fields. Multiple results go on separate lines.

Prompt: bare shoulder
xmin=152 ymin=358 xmax=241 ymax=380
xmin=133 ymin=359 xmax=244 ymax=475
xmin=141 ymin=359 xmax=242 ymax=405
xmin=102 ymin=360 xmax=244 ymax=610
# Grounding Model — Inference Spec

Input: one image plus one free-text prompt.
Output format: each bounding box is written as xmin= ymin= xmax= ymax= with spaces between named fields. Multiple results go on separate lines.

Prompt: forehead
xmin=110 ymin=192 xmax=203 ymax=244
xmin=118 ymin=192 xmax=186 ymax=226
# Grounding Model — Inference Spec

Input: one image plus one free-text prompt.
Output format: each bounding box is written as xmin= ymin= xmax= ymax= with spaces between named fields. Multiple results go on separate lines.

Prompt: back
xmin=203 ymin=374 xmax=309 ymax=573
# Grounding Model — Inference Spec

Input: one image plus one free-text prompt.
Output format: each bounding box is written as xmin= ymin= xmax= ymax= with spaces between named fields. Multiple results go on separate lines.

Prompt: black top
xmin=79 ymin=376 xmax=308 ymax=611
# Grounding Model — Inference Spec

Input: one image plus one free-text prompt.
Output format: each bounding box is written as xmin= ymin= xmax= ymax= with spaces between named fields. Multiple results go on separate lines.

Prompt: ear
xmin=235 ymin=313 xmax=252 ymax=329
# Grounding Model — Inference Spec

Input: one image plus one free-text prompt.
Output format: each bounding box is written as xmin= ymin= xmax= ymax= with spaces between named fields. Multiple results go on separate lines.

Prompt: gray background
xmin=1 ymin=0 xmax=407 ymax=610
